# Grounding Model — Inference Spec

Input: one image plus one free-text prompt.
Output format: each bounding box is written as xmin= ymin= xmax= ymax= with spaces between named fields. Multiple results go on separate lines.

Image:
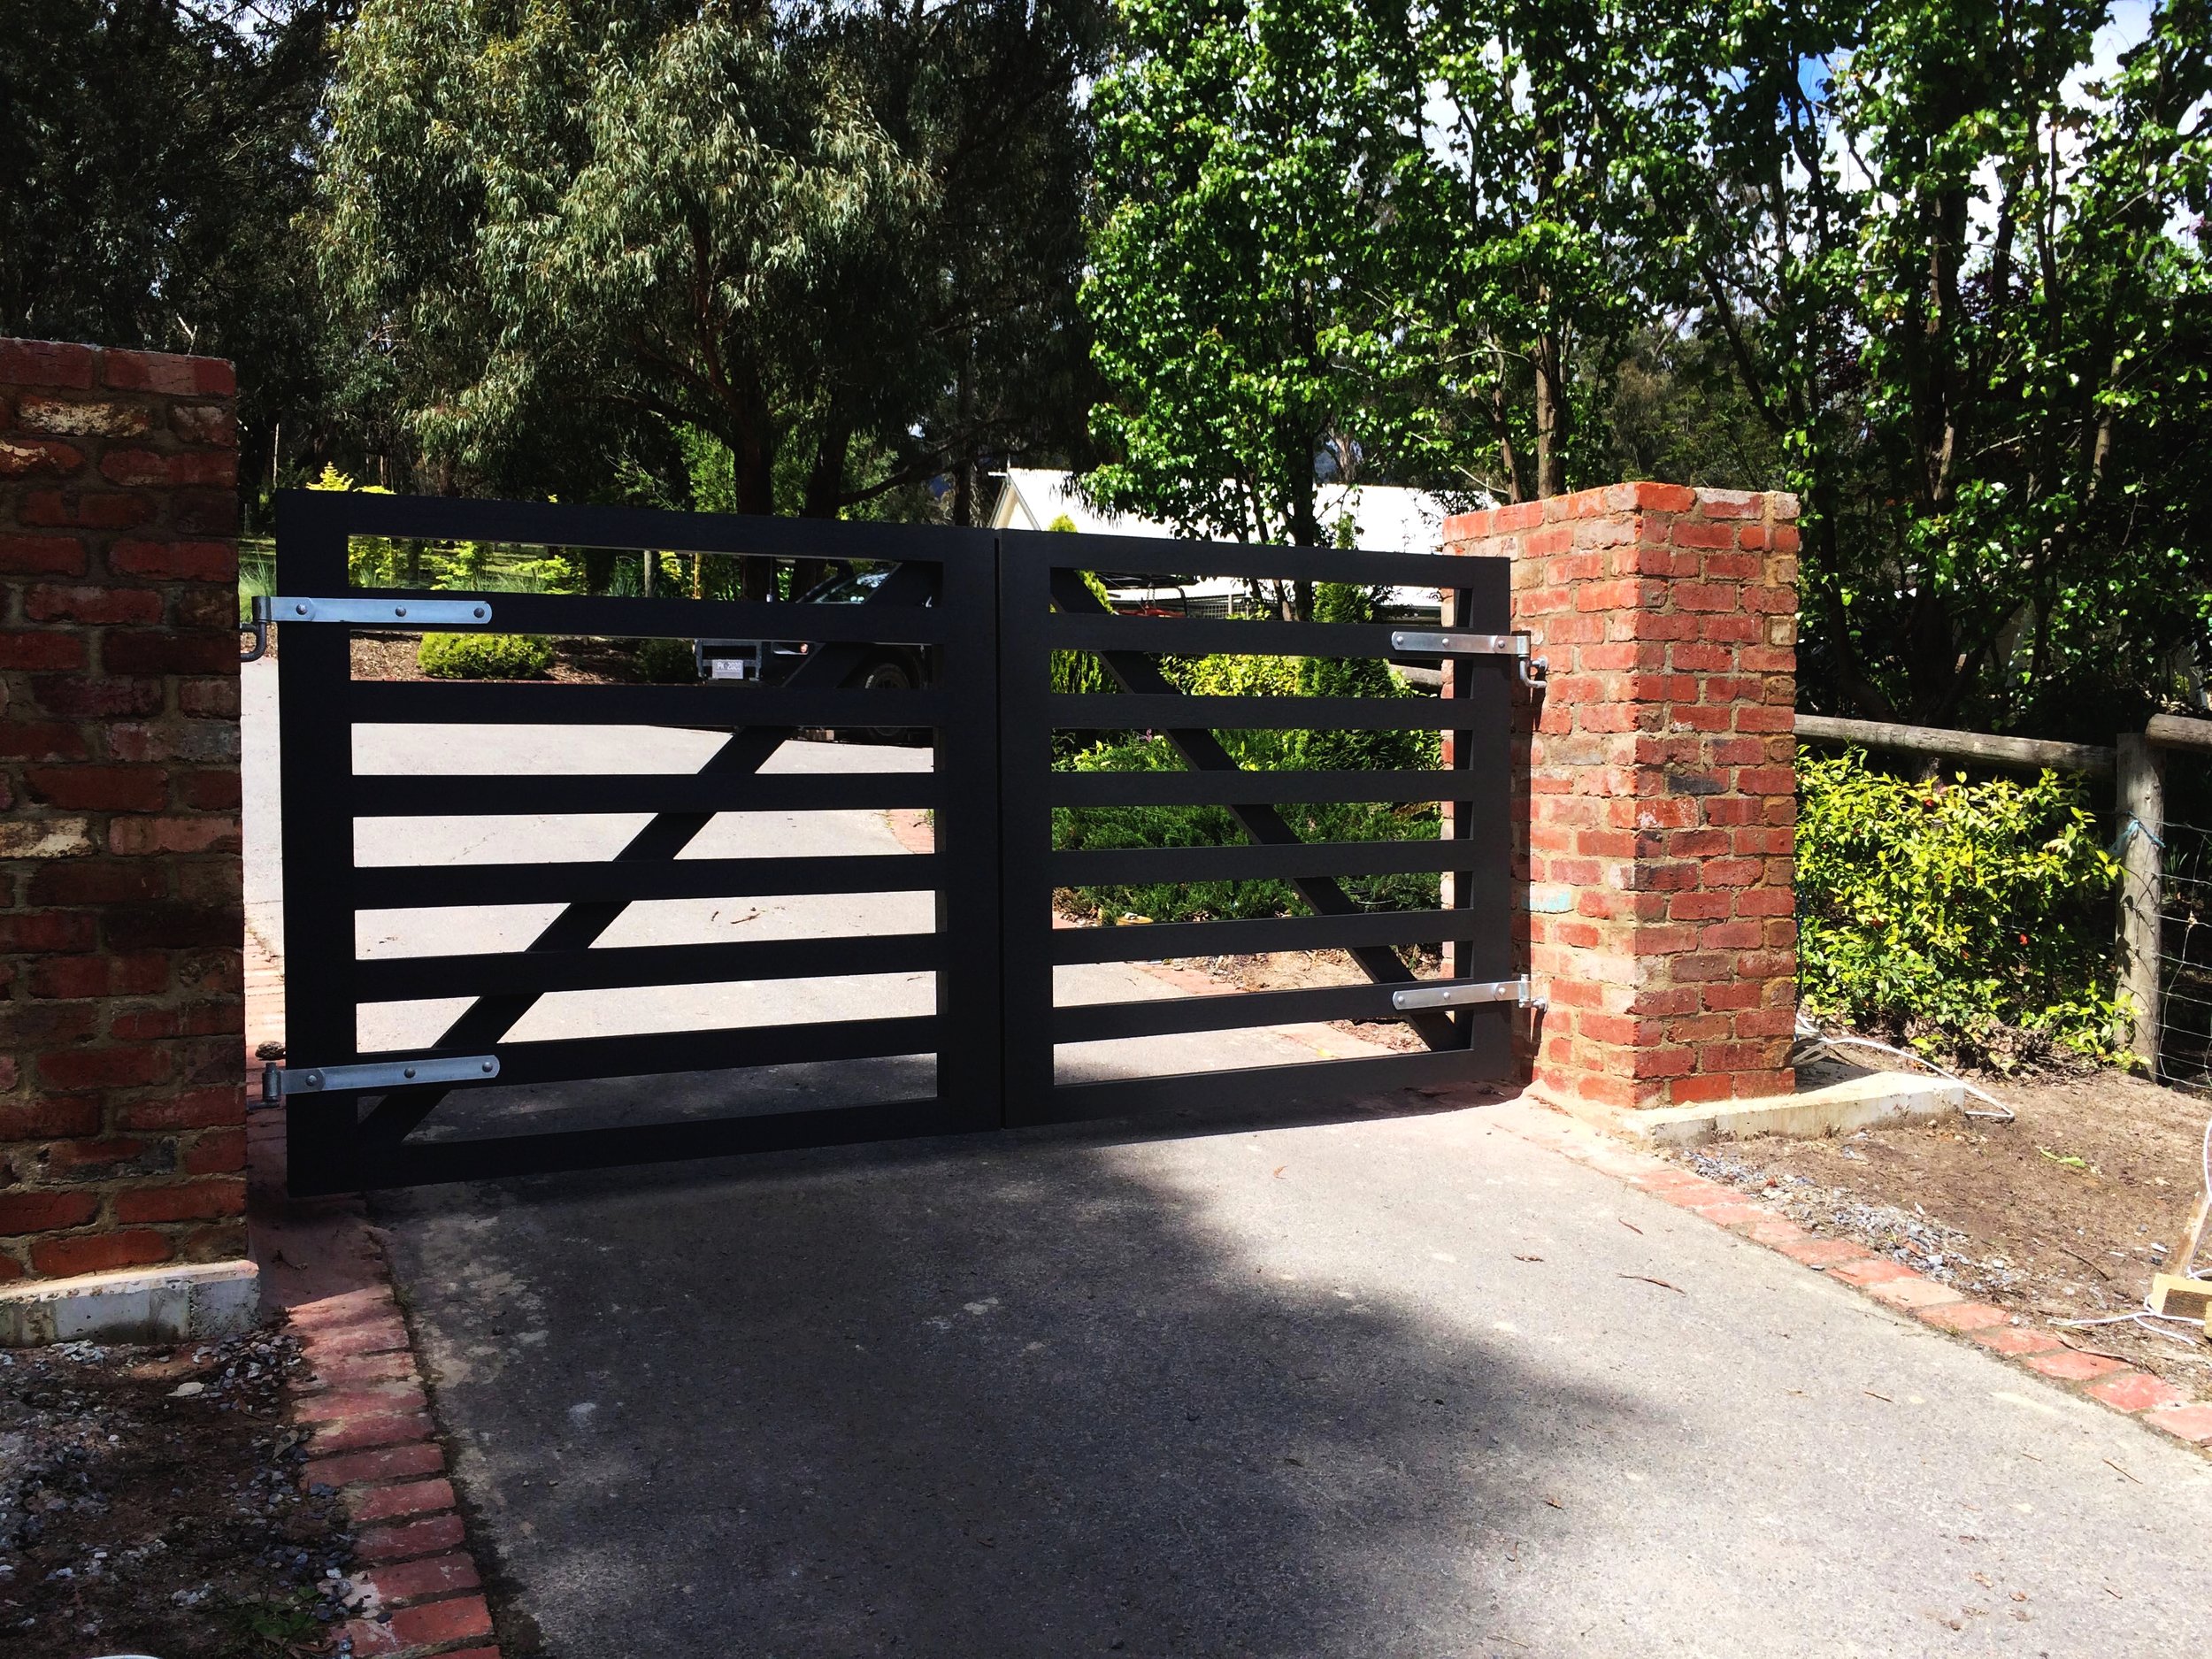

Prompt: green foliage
xmin=1082 ymin=0 xmax=1418 ymax=562
xmin=318 ymin=0 xmax=1102 ymax=517
xmin=1796 ymin=750 xmax=2131 ymax=1063
xmin=1052 ymin=598 xmax=1437 ymax=922
xmin=416 ymin=633 xmax=554 ymax=680
xmin=633 ymin=636 xmax=698 ymax=684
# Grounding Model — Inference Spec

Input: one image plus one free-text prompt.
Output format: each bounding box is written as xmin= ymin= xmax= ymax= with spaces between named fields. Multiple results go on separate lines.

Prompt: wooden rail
xmin=1793 ymin=713 xmax=2116 ymax=776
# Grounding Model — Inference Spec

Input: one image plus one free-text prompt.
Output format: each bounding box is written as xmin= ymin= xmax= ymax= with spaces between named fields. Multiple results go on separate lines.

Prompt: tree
xmin=318 ymin=0 xmax=1102 ymax=537
xmin=1658 ymin=0 xmax=2212 ymax=736
xmin=0 ymin=0 xmax=341 ymax=505
xmin=1081 ymin=0 xmax=1425 ymax=578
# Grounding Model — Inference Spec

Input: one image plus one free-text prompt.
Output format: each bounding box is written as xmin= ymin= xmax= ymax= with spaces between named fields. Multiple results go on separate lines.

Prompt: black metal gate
xmin=267 ymin=491 xmax=1517 ymax=1193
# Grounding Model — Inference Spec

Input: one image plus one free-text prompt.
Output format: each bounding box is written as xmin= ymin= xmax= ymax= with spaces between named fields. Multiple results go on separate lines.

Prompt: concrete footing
xmin=1609 ymin=1071 xmax=1967 ymax=1148
xmin=0 ymin=1258 xmax=261 ymax=1348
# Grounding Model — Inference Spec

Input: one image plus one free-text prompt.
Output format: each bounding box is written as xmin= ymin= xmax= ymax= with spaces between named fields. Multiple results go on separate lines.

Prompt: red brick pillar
xmin=0 ymin=339 xmax=243 ymax=1281
xmin=1443 ymin=484 xmax=1798 ymax=1113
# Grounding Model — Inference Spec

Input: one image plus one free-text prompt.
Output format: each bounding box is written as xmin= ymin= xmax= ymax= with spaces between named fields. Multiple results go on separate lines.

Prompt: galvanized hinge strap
xmin=263 ymin=1053 xmax=501 ymax=1102
xmin=1391 ymin=630 xmax=1548 ymax=692
xmin=1391 ymin=976 xmax=1539 ymax=1012
xmin=272 ymin=596 xmax=495 ymax=626
xmin=1390 ymin=630 xmax=1529 ymax=657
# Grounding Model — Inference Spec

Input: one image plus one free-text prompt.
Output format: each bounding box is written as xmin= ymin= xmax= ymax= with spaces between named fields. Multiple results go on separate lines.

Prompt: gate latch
xmin=272 ymin=596 xmax=495 ymax=626
xmin=1391 ymin=630 xmax=1548 ymax=692
xmin=1391 ymin=977 xmax=1540 ymax=1012
xmin=263 ymin=1054 xmax=502 ymax=1102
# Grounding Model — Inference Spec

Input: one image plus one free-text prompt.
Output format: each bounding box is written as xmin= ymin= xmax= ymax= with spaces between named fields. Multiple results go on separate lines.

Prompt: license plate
xmin=708 ymin=657 xmax=757 ymax=680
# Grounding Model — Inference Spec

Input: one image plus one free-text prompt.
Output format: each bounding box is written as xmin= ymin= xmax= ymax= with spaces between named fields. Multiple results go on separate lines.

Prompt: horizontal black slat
xmin=1049 ymin=907 xmax=1488 ymax=964
xmin=354 ymin=933 xmax=940 ymax=1001
xmin=1052 ymin=768 xmax=1474 ymax=807
xmin=1003 ymin=525 xmax=1500 ymax=591
xmin=355 ymin=854 xmax=937 ymax=909
xmin=290 ymin=488 xmax=990 ymax=566
xmin=353 ymin=1016 xmax=941 ymax=1089
xmin=350 ymin=681 xmax=943 ymax=728
xmin=1051 ymin=838 xmax=1475 ymax=886
xmin=1032 ymin=1046 xmax=1505 ymax=1126
xmin=353 ymin=772 xmax=940 ymax=817
xmin=1050 ymin=695 xmax=1484 ymax=732
xmin=346 ymin=1096 xmax=979 ymax=1193
xmin=1056 ymin=982 xmax=1507 ymax=1041
xmin=1046 ymin=615 xmax=1409 ymax=659
xmin=365 ymin=590 xmax=948 ymax=646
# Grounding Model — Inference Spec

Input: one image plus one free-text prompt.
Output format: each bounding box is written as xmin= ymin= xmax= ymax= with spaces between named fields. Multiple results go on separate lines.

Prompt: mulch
xmin=0 ymin=1328 xmax=357 ymax=1657
xmin=1668 ymin=1066 xmax=2212 ymax=1399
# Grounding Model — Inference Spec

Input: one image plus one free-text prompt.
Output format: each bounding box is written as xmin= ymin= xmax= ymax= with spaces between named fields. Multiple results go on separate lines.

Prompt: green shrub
xmin=416 ymin=632 xmax=554 ymax=680
xmin=633 ymin=635 xmax=697 ymax=683
xmin=1796 ymin=749 xmax=2131 ymax=1063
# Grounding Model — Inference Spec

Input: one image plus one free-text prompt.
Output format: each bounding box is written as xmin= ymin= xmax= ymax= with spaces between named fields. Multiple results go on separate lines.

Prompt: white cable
xmin=1791 ymin=1014 xmax=2016 ymax=1121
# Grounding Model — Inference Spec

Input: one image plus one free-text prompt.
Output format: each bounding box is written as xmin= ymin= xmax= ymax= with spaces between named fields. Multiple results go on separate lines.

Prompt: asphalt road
xmin=239 ymin=659 xmax=2212 ymax=1656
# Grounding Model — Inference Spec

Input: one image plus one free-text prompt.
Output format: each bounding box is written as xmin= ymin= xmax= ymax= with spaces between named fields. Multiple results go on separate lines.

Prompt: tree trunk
xmin=795 ymin=420 xmax=848 ymax=597
xmin=1532 ymin=326 xmax=1567 ymax=500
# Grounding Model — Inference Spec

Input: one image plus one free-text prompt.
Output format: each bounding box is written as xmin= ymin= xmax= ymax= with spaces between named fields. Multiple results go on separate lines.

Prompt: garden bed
xmin=1662 ymin=1067 xmax=2212 ymax=1399
xmin=0 ymin=1328 xmax=355 ymax=1657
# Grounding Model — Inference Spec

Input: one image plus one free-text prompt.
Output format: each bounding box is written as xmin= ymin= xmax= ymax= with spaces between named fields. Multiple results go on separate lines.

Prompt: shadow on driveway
xmin=373 ymin=1114 xmax=1636 ymax=1657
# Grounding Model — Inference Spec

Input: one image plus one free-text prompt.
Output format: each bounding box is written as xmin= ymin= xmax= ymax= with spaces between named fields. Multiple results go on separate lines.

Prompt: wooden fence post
xmin=2116 ymin=732 xmax=2165 ymax=1067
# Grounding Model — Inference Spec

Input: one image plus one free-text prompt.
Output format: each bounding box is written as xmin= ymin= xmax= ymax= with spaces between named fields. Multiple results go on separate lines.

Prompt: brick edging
xmin=288 ymin=1280 xmax=503 ymax=1658
xmin=1491 ymin=1101 xmax=2212 ymax=1452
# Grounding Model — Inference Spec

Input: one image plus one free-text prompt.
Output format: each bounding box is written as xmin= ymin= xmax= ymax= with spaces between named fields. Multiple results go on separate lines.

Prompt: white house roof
xmin=986 ymin=469 xmax=1478 ymax=557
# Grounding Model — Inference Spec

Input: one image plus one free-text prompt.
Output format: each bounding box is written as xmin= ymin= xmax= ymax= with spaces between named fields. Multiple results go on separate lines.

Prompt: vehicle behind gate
xmin=265 ymin=491 xmax=1522 ymax=1193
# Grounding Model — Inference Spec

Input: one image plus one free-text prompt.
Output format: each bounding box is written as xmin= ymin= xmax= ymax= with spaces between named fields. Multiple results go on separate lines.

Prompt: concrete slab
xmin=1617 ymin=1070 xmax=1968 ymax=1146
xmin=0 ymin=1258 xmax=260 ymax=1347
xmin=374 ymin=1104 xmax=2212 ymax=1657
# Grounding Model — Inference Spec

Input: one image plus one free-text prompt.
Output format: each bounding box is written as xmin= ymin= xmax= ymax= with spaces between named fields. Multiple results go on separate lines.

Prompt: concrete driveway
xmin=240 ymin=661 xmax=2212 ymax=1656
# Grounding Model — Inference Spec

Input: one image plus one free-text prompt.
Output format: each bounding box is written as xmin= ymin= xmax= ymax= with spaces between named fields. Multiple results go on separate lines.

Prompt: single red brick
xmin=351 ymin=1478 xmax=457 ymax=1525
xmin=363 ymin=1550 xmax=481 ymax=1606
xmin=1778 ymin=1235 xmax=1871 ymax=1269
xmin=0 ymin=533 xmax=87 ymax=575
xmin=108 ymin=539 xmax=236 ymax=582
xmin=17 ymin=488 xmax=151 ymax=529
xmin=295 ymin=1383 xmax=430 ymax=1424
xmin=37 ymin=1044 xmax=172 ymax=1092
xmin=0 ymin=340 xmax=96 ymax=388
xmin=353 ymin=1509 xmax=466 ymax=1563
xmin=303 ymin=1317 xmax=414 ymax=1363
xmin=308 ymin=1411 xmax=436 ymax=1459
xmin=32 ymin=952 xmax=166 ymax=1000
xmin=2022 ymin=1349 xmax=2130 ymax=1382
xmin=0 ymin=911 xmax=97 ymax=953
xmin=0 ymin=1256 xmax=23 ymax=1282
xmin=311 ymin=1348 xmax=419 ymax=1390
xmin=0 ymin=434 xmax=85 ymax=477
xmin=0 ymin=1190 xmax=100 ymax=1235
xmin=103 ymin=349 xmax=235 ymax=397
xmin=0 ymin=1097 xmax=104 ymax=1140
xmin=388 ymin=1594 xmax=494 ymax=1648
xmin=22 ymin=765 xmax=167 ymax=811
xmin=0 ymin=632 xmax=88 ymax=671
xmin=304 ymin=1440 xmax=446 ymax=1490
xmin=183 ymin=1128 xmax=247 ymax=1175
xmin=98 ymin=449 xmax=236 ymax=488
xmin=1916 ymin=1300 xmax=2009 ymax=1333
xmin=103 ymin=629 xmax=245 ymax=675
xmin=1970 ymin=1324 xmax=2064 ymax=1356
xmin=1864 ymin=1275 xmax=1964 ymax=1311
xmin=29 ymin=1228 xmax=171 ymax=1278
xmin=115 ymin=1179 xmax=246 ymax=1224
xmin=2083 ymin=1371 xmax=2190 ymax=1413
xmin=29 ymin=673 xmax=163 ymax=719
xmin=116 ymin=1087 xmax=243 ymax=1131
xmin=2143 ymin=1403 xmax=2212 ymax=1445
xmin=291 ymin=1286 xmax=401 ymax=1329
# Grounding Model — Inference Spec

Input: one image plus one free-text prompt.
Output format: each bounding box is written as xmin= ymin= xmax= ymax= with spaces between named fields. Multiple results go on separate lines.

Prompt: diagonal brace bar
xmin=357 ymin=562 xmax=941 ymax=1149
xmin=1047 ymin=569 xmax=1463 ymax=1052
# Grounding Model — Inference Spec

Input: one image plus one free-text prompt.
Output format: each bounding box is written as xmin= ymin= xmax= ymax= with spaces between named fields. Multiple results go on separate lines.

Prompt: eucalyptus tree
xmin=319 ymin=0 xmax=1101 ymax=524
xmin=1081 ymin=0 xmax=1429 ymax=575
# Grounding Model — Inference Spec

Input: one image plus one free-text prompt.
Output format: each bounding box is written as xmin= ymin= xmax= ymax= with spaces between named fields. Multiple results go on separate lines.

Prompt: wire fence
xmin=2160 ymin=815 xmax=2212 ymax=1094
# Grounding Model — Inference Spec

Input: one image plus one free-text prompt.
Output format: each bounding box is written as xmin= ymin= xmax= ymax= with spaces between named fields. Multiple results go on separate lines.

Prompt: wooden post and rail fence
xmin=1795 ymin=710 xmax=2212 ymax=1068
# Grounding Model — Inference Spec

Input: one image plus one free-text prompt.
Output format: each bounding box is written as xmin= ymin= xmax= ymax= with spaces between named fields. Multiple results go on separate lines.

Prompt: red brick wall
xmin=0 ymin=338 xmax=244 ymax=1281
xmin=1443 ymin=483 xmax=1798 ymax=1112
